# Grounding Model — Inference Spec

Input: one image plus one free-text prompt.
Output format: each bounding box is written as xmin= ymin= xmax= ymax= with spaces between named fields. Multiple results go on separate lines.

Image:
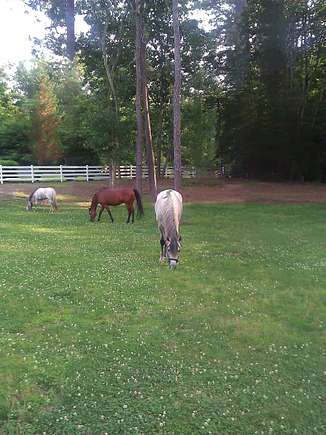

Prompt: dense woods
xmin=0 ymin=0 xmax=325 ymax=182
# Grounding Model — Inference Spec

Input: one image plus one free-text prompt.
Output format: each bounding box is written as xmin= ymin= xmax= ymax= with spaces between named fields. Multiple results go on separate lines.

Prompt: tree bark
xmin=66 ymin=0 xmax=75 ymax=61
xmin=135 ymin=0 xmax=144 ymax=194
xmin=143 ymin=82 xmax=157 ymax=201
xmin=156 ymin=105 xmax=164 ymax=177
xmin=172 ymin=0 xmax=182 ymax=192
xmin=101 ymin=17 xmax=121 ymax=173
xmin=110 ymin=161 xmax=116 ymax=187
xmin=140 ymin=33 xmax=157 ymax=201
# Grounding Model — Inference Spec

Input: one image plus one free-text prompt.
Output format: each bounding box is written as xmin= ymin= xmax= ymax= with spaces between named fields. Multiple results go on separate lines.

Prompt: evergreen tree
xmin=34 ymin=76 xmax=62 ymax=164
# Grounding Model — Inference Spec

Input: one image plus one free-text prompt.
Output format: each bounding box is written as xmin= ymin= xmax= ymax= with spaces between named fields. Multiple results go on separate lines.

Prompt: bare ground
xmin=1 ymin=178 xmax=326 ymax=205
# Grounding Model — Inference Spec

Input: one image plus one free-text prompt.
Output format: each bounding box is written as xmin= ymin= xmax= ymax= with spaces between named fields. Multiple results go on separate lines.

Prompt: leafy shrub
xmin=0 ymin=159 xmax=19 ymax=166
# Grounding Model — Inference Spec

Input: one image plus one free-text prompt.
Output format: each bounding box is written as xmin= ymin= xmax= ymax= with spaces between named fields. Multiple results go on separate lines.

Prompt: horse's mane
xmin=157 ymin=190 xmax=180 ymax=239
xmin=28 ymin=188 xmax=38 ymax=202
xmin=90 ymin=192 xmax=98 ymax=209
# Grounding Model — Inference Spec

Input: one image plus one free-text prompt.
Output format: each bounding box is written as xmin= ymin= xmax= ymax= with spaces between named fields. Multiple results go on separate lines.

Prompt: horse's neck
xmin=91 ymin=194 xmax=98 ymax=209
xmin=29 ymin=188 xmax=38 ymax=202
xmin=160 ymin=201 xmax=179 ymax=237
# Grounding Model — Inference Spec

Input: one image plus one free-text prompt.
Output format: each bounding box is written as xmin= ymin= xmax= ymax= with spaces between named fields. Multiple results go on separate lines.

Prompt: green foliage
xmin=0 ymin=199 xmax=325 ymax=432
xmin=0 ymin=68 xmax=33 ymax=164
xmin=22 ymin=0 xmax=219 ymax=168
xmin=0 ymin=160 xmax=19 ymax=166
xmin=211 ymin=0 xmax=326 ymax=179
xmin=8 ymin=1 xmax=326 ymax=176
xmin=182 ymin=96 xmax=216 ymax=168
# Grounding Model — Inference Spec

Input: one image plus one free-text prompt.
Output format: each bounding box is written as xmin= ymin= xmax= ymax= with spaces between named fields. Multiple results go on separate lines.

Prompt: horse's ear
xmin=166 ymin=238 xmax=171 ymax=247
xmin=178 ymin=235 xmax=182 ymax=242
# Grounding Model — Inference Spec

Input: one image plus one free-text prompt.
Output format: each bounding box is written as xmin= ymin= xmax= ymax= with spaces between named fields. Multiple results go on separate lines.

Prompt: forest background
xmin=0 ymin=0 xmax=325 ymax=182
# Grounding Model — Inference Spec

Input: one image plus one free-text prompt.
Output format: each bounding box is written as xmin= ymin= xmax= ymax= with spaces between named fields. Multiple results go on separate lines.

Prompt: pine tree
xmin=34 ymin=76 xmax=62 ymax=164
xmin=172 ymin=0 xmax=182 ymax=191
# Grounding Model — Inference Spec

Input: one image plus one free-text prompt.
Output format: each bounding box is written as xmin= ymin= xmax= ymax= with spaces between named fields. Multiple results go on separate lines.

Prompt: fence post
xmin=60 ymin=165 xmax=63 ymax=182
xmin=130 ymin=164 xmax=133 ymax=179
xmin=31 ymin=164 xmax=34 ymax=183
xmin=0 ymin=165 xmax=3 ymax=184
xmin=86 ymin=165 xmax=89 ymax=182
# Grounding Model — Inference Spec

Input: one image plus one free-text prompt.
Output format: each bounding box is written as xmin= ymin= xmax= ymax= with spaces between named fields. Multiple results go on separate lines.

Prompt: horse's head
xmin=89 ymin=206 xmax=97 ymax=222
xmin=165 ymin=235 xmax=181 ymax=270
xmin=26 ymin=200 xmax=32 ymax=211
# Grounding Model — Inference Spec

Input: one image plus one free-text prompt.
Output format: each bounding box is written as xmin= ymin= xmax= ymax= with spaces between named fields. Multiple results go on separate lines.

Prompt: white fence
xmin=0 ymin=165 xmax=196 ymax=184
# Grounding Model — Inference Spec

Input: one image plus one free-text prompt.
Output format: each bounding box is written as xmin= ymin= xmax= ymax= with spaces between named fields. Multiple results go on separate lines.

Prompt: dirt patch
xmin=1 ymin=178 xmax=326 ymax=204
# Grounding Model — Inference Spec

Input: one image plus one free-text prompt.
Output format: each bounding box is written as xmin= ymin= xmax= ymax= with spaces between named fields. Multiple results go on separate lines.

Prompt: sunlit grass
xmin=0 ymin=199 xmax=325 ymax=433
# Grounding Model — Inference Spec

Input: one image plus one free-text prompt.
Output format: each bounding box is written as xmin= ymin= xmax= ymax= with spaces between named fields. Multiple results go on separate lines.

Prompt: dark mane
xmin=28 ymin=188 xmax=38 ymax=202
xmin=90 ymin=192 xmax=98 ymax=210
xmin=169 ymin=235 xmax=179 ymax=252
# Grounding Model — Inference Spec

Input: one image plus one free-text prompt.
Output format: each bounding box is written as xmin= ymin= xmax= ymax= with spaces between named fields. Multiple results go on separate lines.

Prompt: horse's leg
xmin=126 ymin=203 xmax=132 ymax=224
xmin=98 ymin=206 xmax=104 ymax=221
xmin=131 ymin=207 xmax=135 ymax=223
xmin=160 ymin=235 xmax=165 ymax=263
xmin=106 ymin=206 xmax=114 ymax=223
xmin=126 ymin=209 xmax=131 ymax=224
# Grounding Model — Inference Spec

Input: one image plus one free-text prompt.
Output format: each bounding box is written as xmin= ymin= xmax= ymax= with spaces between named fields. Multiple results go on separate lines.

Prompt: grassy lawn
xmin=0 ymin=199 xmax=325 ymax=434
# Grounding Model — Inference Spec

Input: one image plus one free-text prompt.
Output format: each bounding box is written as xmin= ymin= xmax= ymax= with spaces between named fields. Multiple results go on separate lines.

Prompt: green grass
xmin=0 ymin=199 xmax=325 ymax=434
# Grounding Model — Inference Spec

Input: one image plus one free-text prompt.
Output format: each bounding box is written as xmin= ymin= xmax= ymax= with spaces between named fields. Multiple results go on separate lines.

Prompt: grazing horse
xmin=89 ymin=187 xmax=144 ymax=223
xmin=155 ymin=189 xmax=183 ymax=270
xmin=26 ymin=187 xmax=58 ymax=212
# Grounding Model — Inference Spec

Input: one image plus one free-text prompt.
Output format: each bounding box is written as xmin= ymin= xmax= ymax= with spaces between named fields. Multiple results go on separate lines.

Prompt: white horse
xmin=26 ymin=187 xmax=58 ymax=212
xmin=155 ymin=189 xmax=183 ymax=269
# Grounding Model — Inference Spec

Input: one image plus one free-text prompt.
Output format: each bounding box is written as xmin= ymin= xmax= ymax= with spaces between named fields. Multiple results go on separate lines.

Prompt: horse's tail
xmin=133 ymin=189 xmax=144 ymax=217
xmin=52 ymin=191 xmax=58 ymax=210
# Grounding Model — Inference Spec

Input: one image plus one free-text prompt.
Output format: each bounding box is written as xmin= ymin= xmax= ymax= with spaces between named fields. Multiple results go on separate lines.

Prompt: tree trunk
xmin=172 ymin=0 xmax=182 ymax=192
xmin=66 ymin=0 xmax=75 ymax=61
xmin=140 ymin=32 xmax=157 ymax=201
xmin=143 ymin=83 xmax=157 ymax=201
xmin=110 ymin=161 xmax=116 ymax=187
xmin=156 ymin=106 xmax=164 ymax=178
xmin=135 ymin=0 xmax=144 ymax=194
xmin=101 ymin=19 xmax=121 ymax=174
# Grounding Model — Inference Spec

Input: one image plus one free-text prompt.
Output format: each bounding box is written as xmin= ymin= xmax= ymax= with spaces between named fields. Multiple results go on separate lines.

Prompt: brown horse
xmin=89 ymin=187 xmax=144 ymax=223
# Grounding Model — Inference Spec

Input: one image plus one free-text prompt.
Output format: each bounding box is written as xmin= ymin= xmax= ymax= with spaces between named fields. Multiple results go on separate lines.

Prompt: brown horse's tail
xmin=133 ymin=189 xmax=144 ymax=217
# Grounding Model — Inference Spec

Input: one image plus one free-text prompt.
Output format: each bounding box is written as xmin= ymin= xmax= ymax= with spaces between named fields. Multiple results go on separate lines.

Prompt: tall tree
xmin=172 ymin=0 xmax=182 ymax=191
xmin=26 ymin=0 xmax=76 ymax=60
xmin=34 ymin=76 xmax=62 ymax=164
xmin=141 ymin=4 xmax=157 ymax=201
xmin=135 ymin=0 xmax=144 ymax=193
xmin=143 ymin=79 xmax=158 ymax=200
xmin=66 ymin=0 xmax=76 ymax=61
xmin=134 ymin=0 xmax=157 ymax=199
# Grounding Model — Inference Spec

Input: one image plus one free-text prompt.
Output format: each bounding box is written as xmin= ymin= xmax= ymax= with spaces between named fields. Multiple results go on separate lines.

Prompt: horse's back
xmin=45 ymin=187 xmax=56 ymax=196
xmin=155 ymin=189 xmax=182 ymax=212
xmin=155 ymin=189 xmax=183 ymax=227
xmin=34 ymin=187 xmax=56 ymax=199
xmin=96 ymin=187 xmax=134 ymax=205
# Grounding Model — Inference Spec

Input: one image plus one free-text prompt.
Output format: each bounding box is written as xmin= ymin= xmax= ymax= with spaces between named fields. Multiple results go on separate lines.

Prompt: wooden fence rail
xmin=0 ymin=165 xmax=196 ymax=184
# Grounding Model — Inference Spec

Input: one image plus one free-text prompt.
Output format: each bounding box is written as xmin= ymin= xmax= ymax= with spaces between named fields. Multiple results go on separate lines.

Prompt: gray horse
xmin=26 ymin=187 xmax=58 ymax=212
xmin=155 ymin=189 xmax=183 ymax=269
